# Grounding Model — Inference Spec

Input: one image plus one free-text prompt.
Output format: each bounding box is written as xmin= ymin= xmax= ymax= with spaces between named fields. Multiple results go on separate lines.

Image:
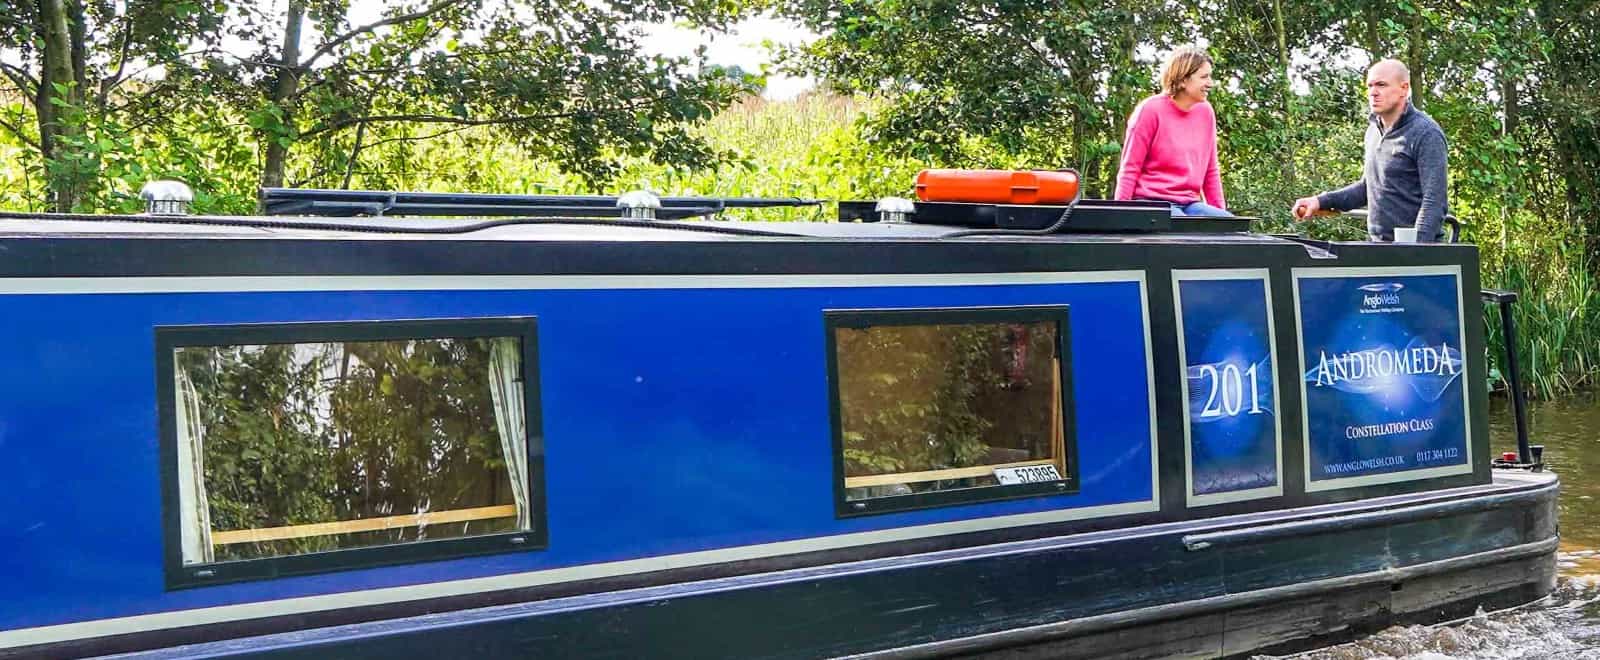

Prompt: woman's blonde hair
xmin=1160 ymin=46 xmax=1213 ymax=97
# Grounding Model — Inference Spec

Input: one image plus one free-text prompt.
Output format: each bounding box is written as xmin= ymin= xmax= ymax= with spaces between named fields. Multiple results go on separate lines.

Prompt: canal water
xmin=1271 ymin=395 xmax=1600 ymax=659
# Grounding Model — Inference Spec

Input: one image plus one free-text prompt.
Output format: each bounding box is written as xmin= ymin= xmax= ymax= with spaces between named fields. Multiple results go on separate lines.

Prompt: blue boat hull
xmin=0 ymin=212 xmax=1543 ymax=658
xmin=105 ymin=471 xmax=1555 ymax=660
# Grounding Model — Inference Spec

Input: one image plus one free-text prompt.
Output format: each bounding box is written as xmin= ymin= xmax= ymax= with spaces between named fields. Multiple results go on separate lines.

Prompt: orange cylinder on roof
xmin=914 ymin=169 xmax=1080 ymax=205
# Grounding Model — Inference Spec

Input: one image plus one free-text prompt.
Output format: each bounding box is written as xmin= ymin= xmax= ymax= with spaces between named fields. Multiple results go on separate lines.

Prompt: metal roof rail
xmin=259 ymin=188 xmax=821 ymax=220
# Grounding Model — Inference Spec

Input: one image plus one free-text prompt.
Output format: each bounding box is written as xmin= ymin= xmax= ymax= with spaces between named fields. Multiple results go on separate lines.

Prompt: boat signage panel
xmin=1173 ymin=270 xmax=1282 ymax=506
xmin=1294 ymin=267 xmax=1471 ymax=491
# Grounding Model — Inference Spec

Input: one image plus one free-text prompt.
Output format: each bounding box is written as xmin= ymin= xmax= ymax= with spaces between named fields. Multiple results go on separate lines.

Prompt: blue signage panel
xmin=1295 ymin=268 xmax=1470 ymax=490
xmin=1174 ymin=271 xmax=1281 ymax=505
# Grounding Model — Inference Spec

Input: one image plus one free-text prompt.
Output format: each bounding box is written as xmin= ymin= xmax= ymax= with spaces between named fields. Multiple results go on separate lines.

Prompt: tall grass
xmin=295 ymin=95 xmax=932 ymax=222
xmin=610 ymin=95 xmax=931 ymax=221
xmin=1484 ymin=244 xmax=1600 ymax=399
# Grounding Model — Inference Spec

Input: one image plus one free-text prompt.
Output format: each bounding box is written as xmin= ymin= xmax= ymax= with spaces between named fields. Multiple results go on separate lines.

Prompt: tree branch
xmin=106 ymin=78 xmax=175 ymax=116
xmin=329 ymin=45 xmax=560 ymax=78
xmin=290 ymin=122 xmax=488 ymax=187
xmin=0 ymin=14 xmax=33 ymax=31
xmin=224 ymin=53 xmax=296 ymax=71
xmin=0 ymin=113 xmax=42 ymax=151
xmin=340 ymin=92 xmax=377 ymax=189
xmin=299 ymin=0 xmax=472 ymax=68
xmin=350 ymin=122 xmax=478 ymax=149
xmin=99 ymin=9 xmax=137 ymax=111
xmin=287 ymin=165 xmax=339 ymax=188
xmin=97 ymin=47 xmax=228 ymax=96
xmin=0 ymin=61 xmax=39 ymax=96
xmin=122 ymin=105 xmax=175 ymax=134
xmin=340 ymin=117 xmax=369 ymax=189
xmin=288 ymin=44 xmax=555 ymax=102
xmin=291 ymin=120 xmax=522 ymax=188
xmin=299 ymin=110 xmax=587 ymax=140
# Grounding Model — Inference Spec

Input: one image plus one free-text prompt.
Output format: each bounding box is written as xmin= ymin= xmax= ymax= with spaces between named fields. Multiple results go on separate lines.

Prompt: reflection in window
xmin=173 ymin=336 xmax=529 ymax=564
xmin=833 ymin=316 xmax=1068 ymax=503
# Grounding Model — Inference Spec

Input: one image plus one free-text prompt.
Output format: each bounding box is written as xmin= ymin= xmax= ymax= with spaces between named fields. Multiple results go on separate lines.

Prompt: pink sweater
xmin=1114 ymin=95 xmax=1225 ymax=209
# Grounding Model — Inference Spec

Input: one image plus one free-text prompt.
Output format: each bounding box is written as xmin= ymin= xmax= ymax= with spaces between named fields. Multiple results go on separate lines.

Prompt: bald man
xmin=1292 ymin=59 xmax=1450 ymax=242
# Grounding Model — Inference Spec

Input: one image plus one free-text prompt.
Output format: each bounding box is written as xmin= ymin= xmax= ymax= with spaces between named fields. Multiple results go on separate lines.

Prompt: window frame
xmin=158 ymin=317 xmax=546 ymax=589
xmin=824 ymin=305 xmax=1079 ymax=518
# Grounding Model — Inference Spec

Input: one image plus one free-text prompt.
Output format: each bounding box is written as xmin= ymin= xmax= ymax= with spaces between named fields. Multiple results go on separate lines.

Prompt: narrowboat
xmin=0 ymin=179 xmax=1557 ymax=659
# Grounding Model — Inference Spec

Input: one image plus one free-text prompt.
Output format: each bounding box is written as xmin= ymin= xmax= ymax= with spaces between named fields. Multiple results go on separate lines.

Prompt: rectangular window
xmin=826 ymin=306 xmax=1076 ymax=516
xmin=160 ymin=318 xmax=543 ymax=587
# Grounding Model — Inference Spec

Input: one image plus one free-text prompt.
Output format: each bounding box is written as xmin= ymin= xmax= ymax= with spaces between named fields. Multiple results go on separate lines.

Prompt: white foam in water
xmin=1260 ymin=577 xmax=1600 ymax=660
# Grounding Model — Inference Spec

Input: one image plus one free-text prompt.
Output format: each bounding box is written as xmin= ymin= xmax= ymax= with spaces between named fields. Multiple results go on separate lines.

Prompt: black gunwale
xmin=823 ymin=305 xmax=1079 ymax=517
xmin=156 ymin=317 xmax=547 ymax=589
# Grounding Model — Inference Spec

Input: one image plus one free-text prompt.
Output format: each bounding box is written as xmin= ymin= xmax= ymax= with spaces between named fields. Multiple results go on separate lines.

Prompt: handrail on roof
xmin=259 ymin=187 xmax=822 ymax=220
xmin=1315 ymin=209 xmax=1463 ymax=243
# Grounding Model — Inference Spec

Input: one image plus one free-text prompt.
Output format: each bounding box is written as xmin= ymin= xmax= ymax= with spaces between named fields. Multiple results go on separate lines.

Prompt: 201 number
xmin=1198 ymin=362 xmax=1265 ymax=418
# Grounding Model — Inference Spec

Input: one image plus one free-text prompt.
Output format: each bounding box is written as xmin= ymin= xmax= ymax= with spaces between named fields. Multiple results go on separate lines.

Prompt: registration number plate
xmin=994 ymin=464 xmax=1062 ymax=485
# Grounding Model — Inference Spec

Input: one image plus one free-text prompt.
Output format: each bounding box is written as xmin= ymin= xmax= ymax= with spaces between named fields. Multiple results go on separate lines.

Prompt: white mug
xmin=1394 ymin=227 xmax=1419 ymax=243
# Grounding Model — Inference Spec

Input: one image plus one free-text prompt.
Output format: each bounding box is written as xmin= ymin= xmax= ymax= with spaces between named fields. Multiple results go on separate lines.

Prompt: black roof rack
xmin=260 ymin=188 xmax=821 ymax=220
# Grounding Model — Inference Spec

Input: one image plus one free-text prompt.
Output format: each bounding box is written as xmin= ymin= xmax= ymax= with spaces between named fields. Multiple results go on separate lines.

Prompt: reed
xmin=305 ymin=94 xmax=933 ymax=222
xmin=611 ymin=94 xmax=932 ymax=221
xmin=1482 ymin=235 xmax=1600 ymax=400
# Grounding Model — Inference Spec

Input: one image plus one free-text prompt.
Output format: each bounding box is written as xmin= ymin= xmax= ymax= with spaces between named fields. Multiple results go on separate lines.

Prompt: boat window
xmin=826 ymin=306 xmax=1076 ymax=516
xmin=159 ymin=318 xmax=542 ymax=586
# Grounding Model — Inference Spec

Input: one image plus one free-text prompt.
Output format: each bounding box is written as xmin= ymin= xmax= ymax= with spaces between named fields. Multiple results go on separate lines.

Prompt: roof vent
xmin=616 ymin=190 xmax=662 ymax=220
xmin=140 ymin=180 xmax=194 ymax=216
xmin=874 ymin=196 xmax=916 ymax=223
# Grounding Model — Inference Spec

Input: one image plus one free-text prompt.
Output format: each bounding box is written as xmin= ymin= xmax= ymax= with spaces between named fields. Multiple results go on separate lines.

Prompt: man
xmin=1292 ymin=59 xmax=1449 ymax=242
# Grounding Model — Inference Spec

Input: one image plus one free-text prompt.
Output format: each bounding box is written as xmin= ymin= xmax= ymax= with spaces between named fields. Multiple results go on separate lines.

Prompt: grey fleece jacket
xmin=1317 ymin=102 xmax=1450 ymax=242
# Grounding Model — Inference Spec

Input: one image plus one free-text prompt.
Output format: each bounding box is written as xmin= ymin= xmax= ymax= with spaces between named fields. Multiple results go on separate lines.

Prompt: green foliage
xmin=220 ymin=0 xmax=763 ymax=191
xmin=1481 ymin=225 xmax=1600 ymax=400
xmin=185 ymin=344 xmax=342 ymax=557
xmin=0 ymin=0 xmax=763 ymax=206
xmin=0 ymin=92 xmax=932 ymax=217
xmin=180 ymin=338 xmax=515 ymax=560
xmin=0 ymin=0 xmax=232 ymax=210
xmin=613 ymin=95 xmax=932 ymax=220
xmin=837 ymin=325 xmax=992 ymax=478
xmin=778 ymin=0 xmax=1180 ymax=195
xmin=836 ymin=322 xmax=1057 ymax=488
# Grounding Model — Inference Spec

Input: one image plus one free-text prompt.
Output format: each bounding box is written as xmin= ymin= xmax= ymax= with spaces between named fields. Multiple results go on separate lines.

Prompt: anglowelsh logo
xmin=1358 ymin=282 xmax=1403 ymax=309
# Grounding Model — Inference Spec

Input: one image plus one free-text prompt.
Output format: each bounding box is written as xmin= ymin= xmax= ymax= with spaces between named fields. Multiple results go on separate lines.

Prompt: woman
xmin=1114 ymin=46 xmax=1231 ymax=217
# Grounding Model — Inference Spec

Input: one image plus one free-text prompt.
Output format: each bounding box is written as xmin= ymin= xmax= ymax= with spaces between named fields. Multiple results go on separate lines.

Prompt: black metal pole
xmin=1497 ymin=297 xmax=1533 ymax=463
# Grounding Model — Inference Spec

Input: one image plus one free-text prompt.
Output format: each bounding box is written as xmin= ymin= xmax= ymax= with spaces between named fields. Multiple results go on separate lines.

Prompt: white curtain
xmin=488 ymin=338 xmax=531 ymax=531
xmin=174 ymin=362 xmax=214 ymax=563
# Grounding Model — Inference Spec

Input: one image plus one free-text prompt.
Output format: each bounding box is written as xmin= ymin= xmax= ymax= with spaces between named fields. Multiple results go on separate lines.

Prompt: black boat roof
xmin=0 ymin=211 xmax=1312 ymax=245
xmin=0 ymin=185 xmax=1357 ymax=254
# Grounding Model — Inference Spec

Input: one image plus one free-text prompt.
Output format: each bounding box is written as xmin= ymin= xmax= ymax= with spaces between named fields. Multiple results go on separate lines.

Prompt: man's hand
xmin=1291 ymin=196 xmax=1321 ymax=220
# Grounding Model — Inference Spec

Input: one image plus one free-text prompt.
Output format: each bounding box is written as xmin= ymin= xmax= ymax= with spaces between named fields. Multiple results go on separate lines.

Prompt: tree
xmin=209 ymin=0 xmax=760 ymax=193
xmin=779 ymin=0 xmax=1184 ymax=197
xmin=1 ymin=0 xmax=762 ymax=211
xmin=1188 ymin=0 xmax=1369 ymax=224
xmin=1528 ymin=0 xmax=1600 ymax=251
xmin=0 ymin=0 xmax=228 ymax=211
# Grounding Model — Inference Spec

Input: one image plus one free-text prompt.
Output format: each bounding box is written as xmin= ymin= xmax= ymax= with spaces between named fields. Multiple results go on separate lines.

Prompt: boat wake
xmin=1265 ymin=574 xmax=1600 ymax=660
